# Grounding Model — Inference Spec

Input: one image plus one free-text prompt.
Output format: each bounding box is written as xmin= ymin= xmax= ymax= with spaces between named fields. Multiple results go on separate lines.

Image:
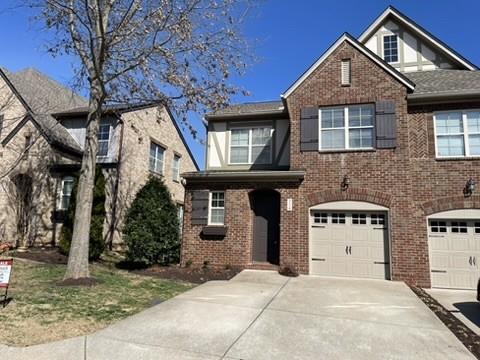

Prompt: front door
xmin=251 ymin=190 xmax=280 ymax=264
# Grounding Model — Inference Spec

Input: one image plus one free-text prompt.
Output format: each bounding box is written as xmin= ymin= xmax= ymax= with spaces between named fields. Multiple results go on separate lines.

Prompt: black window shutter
xmin=300 ymin=107 xmax=319 ymax=151
xmin=375 ymin=101 xmax=397 ymax=149
xmin=191 ymin=190 xmax=209 ymax=225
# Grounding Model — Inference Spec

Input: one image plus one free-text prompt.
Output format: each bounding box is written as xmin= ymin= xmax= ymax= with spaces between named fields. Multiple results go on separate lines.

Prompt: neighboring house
xmin=0 ymin=67 xmax=198 ymax=250
xmin=181 ymin=6 xmax=480 ymax=290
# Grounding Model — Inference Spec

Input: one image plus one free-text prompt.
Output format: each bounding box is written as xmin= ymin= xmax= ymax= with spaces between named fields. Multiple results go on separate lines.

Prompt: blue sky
xmin=1 ymin=1 xmax=479 ymax=169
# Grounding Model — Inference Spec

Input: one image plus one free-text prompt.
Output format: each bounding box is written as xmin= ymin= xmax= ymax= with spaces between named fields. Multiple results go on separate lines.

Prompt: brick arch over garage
xmin=421 ymin=195 xmax=480 ymax=216
xmin=306 ymin=188 xmax=393 ymax=208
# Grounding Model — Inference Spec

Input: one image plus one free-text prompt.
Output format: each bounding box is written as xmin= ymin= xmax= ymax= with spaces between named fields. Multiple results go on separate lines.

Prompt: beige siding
xmin=206 ymin=118 xmax=290 ymax=170
xmin=362 ymin=19 xmax=458 ymax=72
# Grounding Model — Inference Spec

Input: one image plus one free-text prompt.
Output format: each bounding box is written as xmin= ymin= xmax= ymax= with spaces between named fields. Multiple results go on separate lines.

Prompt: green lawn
xmin=0 ymin=258 xmax=194 ymax=346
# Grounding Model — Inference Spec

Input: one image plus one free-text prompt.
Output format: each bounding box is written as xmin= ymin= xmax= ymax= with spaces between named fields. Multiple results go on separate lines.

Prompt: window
xmin=352 ymin=214 xmax=367 ymax=225
xmin=371 ymin=214 xmax=386 ymax=225
xmin=435 ymin=111 xmax=480 ymax=157
xmin=475 ymin=222 xmax=480 ymax=234
xmin=313 ymin=212 xmax=328 ymax=224
xmin=98 ymin=123 xmax=111 ymax=157
xmin=451 ymin=221 xmax=467 ymax=233
xmin=331 ymin=213 xmax=346 ymax=224
xmin=430 ymin=220 xmax=447 ymax=233
xmin=149 ymin=142 xmax=165 ymax=174
xmin=229 ymin=127 xmax=272 ymax=164
xmin=383 ymin=35 xmax=398 ymax=63
xmin=208 ymin=191 xmax=225 ymax=225
xmin=59 ymin=176 xmax=75 ymax=210
xmin=319 ymin=105 xmax=374 ymax=150
xmin=172 ymin=154 xmax=181 ymax=182
xmin=341 ymin=59 xmax=351 ymax=86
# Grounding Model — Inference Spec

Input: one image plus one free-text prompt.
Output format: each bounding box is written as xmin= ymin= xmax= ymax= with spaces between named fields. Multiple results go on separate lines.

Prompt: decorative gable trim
xmin=358 ymin=6 xmax=477 ymax=71
xmin=281 ymin=33 xmax=415 ymax=98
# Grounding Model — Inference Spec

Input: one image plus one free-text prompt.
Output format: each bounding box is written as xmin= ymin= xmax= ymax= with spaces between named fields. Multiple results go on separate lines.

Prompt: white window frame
xmin=208 ymin=191 xmax=225 ymax=225
xmin=318 ymin=105 xmax=375 ymax=151
xmin=382 ymin=34 xmax=399 ymax=64
xmin=97 ymin=122 xmax=112 ymax=158
xmin=58 ymin=176 xmax=75 ymax=210
xmin=434 ymin=109 xmax=480 ymax=158
xmin=228 ymin=126 xmax=273 ymax=165
xmin=172 ymin=154 xmax=181 ymax=182
xmin=149 ymin=142 xmax=165 ymax=175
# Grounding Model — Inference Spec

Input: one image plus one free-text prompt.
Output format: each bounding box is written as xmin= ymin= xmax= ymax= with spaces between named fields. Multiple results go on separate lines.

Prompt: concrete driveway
xmin=1 ymin=270 xmax=473 ymax=359
xmin=427 ymin=288 xmax=480 ymax=335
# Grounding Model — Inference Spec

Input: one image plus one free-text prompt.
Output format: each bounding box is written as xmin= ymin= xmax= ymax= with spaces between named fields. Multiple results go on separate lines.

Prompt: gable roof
xmin=282 ymin=33 xmax=415 ymax=98
xmin=0 ymin=68 xmax=84 ymax=155
xmin=358 ymin=6 xmax=478 ymax=71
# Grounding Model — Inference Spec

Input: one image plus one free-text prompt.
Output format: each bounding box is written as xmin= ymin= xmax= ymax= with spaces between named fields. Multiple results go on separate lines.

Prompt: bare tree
xmin=24 ymin=0 xmax=253 ymax=280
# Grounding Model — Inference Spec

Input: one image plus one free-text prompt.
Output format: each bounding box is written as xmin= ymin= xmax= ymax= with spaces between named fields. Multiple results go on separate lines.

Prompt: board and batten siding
xmin=206 ymin=119 xmax=290 ymax=170
xmin=363 ymin=19 xmax=458 ymax=72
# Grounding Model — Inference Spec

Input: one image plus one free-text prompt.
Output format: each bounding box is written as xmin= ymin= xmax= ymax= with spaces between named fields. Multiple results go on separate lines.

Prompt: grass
xmin=0 ymin=257 xmax=194 ymax=346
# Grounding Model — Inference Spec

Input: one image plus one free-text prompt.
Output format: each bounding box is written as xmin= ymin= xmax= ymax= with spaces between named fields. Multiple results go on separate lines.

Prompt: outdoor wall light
xmin=464 ymin=178 xmax=476 ymax=197
xmin=341 ymin=175 xmax=350 ymax=191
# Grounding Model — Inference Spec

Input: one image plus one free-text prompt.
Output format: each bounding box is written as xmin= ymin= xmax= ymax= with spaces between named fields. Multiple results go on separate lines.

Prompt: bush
xmin=123 ymin=176 xmax=180 ymax=266
xmin=59 ymin=166 xmax=107 ymax=260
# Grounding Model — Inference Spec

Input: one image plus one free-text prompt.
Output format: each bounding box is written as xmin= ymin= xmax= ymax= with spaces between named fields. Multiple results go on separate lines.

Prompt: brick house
xmin=0 ymin=67 xmax=198 ymax=250
xmin=181 ymin=6 xmax=480 ymax=289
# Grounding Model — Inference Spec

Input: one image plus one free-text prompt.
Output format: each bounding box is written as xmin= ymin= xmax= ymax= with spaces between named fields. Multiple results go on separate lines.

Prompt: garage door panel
xmin=310 ymin=210 xmax=389 ymax=280
xmin=429 ymin=217 xmax=480 ymax=290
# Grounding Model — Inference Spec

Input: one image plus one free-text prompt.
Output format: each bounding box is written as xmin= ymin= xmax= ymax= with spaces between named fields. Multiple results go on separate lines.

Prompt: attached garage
xmin=309 ymin=201 xmax=390 ymax=280
xmin=428 ymin=209 xmax=480 ymax=290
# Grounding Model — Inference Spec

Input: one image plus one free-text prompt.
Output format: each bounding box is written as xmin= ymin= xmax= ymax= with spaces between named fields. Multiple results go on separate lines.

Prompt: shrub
xmin=59 ymin=166 xmax=107 ymax=260
xmin=123 ymin=176 xmax=180 ymax=266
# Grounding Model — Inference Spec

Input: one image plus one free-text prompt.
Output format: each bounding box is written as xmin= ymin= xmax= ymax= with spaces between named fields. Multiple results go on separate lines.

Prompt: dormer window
xmin=98 ymin=123 xmax=111 ymax=157
xmin=383 ymin=35 xmax=399 ymax=63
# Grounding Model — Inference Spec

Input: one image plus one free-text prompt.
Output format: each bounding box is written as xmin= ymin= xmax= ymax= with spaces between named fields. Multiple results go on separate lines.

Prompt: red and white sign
xmin=0 ymin=259 xmax=13 ymax=288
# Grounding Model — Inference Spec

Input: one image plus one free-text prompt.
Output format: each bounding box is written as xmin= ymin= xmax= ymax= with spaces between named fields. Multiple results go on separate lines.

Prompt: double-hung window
xmin=435 ymin=111 xmax=480 ymax=157
xmin=59 ymin=176 xmax=75 ymax=210
xmin=319 ymin=105 xmax=374 ymax=150
xmin=149 ymin=142 xmax=165 ymax=174
xmin=172 ymin=154 xmax=181 ymax=182
xmin=383 ymin=35 xmax=399 ymax=63
xmin=229 ymin=127 xmax=272 ymax=164
xmin=98 ymin=122 xmax=111 ymax=157
xmin=208 ymin=191 xmax=225 ymax=225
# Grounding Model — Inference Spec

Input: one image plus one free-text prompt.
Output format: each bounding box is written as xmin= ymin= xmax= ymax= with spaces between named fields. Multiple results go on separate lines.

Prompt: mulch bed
xmin=132 ymin=265 xmax=241 ymax=284
xmin=411 ymin=286 xmax=480 ymax=359
xmin=11 ymin=248 xmax=68 ymax=265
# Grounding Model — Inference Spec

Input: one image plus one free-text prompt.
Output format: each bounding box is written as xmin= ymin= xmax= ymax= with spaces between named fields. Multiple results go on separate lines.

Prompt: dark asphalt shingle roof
xmin=406 ymin=70 xmax=480 ymax=96
xmin=3 ymin=68 xmax=87 ymax=153
xmin=207 ymin=100 xmax=285 ymax=118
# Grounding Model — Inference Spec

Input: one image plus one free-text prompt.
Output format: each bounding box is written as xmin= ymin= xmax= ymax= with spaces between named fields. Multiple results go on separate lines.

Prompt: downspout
xmin=108 ymin=115 xmax=124 ymax=250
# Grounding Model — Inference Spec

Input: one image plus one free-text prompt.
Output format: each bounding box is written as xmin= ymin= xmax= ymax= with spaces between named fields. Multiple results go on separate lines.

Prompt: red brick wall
xmin=181 ymin=182 xmax=301 ymax=270
xmin=181 ymin=40 xmax=480 ymax=288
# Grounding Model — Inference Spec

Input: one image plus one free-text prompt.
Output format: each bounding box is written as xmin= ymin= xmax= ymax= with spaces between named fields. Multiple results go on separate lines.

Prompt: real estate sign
xmin=0 ymin=259 xmax=13 ymax=288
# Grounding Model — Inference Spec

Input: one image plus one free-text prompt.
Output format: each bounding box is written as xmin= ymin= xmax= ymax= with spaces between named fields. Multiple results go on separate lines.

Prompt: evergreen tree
xmin=59 ymin=165 xmax=106 ymax=260
xmin=123 ymin=176 xmax=180 ymax=266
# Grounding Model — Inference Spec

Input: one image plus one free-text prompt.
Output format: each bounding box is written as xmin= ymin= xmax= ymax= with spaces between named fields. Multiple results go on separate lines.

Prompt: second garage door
xmin=428 ymin=218 xmax=480 ymax=289
xmin=310 ymin=211 xmax=390 ymax=279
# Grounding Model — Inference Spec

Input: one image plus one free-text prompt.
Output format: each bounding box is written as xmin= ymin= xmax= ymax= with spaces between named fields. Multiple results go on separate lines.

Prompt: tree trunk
xmin=64 ymin=90 xmax=103 ymax=280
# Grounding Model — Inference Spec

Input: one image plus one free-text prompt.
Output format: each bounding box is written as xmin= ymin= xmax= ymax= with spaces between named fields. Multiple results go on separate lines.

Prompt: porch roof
xmin=182 ymin=170 xmax=305 ymax=183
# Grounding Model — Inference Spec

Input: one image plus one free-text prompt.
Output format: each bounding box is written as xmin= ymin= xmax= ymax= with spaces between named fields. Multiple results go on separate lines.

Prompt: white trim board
xmin=358 ymin=6 xmax=477 ymax=71
xmin=281 ymin=33 xmax=415 ymax=99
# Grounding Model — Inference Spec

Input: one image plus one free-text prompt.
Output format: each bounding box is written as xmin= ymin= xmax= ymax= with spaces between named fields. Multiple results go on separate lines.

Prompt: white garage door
xmin=428 ymin=219 xmax=480 ymax=289
xmin=310 ymin=211 xmax=390 ymax=279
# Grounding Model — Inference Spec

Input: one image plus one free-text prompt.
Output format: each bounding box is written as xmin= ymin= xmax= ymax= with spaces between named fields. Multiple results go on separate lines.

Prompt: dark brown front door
xmin=251 ymin=190 xmax=280 ymax=264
